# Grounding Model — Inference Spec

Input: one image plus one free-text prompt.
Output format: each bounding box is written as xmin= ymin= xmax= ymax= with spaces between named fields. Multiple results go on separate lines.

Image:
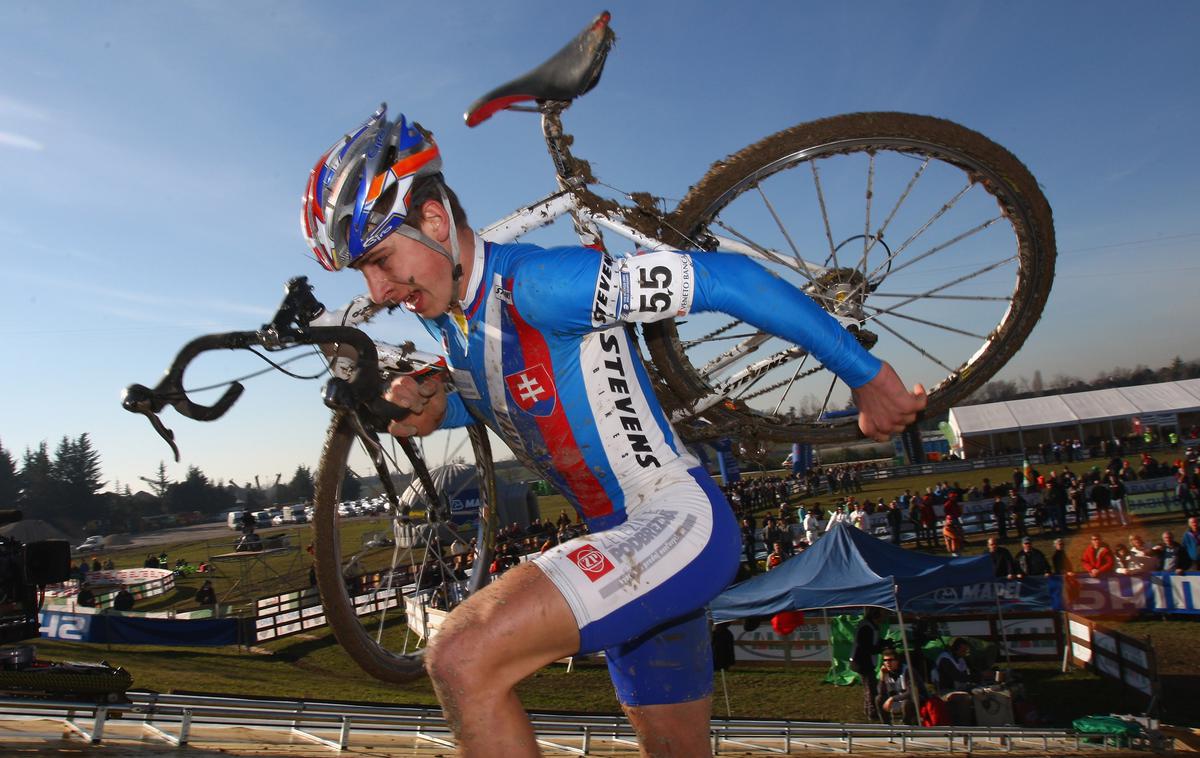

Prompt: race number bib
xmin=591 ymin=250 xmax=695 ymax=326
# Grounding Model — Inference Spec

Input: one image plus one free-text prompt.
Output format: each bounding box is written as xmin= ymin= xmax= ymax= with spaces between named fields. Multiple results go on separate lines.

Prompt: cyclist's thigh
xmin=607 ymin=608 xmax=712 ymax=706
xmin=532 ymin=465 xmax=739 ymax=658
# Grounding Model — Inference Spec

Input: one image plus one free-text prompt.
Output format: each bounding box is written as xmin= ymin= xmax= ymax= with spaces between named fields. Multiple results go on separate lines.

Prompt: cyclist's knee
xmin=424 ymin=614 xmax=487 ymax=692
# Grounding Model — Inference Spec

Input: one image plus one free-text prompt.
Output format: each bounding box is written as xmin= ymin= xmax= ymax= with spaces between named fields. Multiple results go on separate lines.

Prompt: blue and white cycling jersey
xmin=428 ymin=236 xmax=881 ymax=532
xmin=422 ymin=236 xmax=880 ymax=705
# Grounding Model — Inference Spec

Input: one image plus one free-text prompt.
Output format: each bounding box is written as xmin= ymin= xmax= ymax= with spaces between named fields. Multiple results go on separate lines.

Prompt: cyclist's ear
xmin=416 ymin=198 xmax=450 ymax=238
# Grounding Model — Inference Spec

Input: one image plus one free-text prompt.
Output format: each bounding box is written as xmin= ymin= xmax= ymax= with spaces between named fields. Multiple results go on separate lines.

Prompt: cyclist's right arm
xmin=384 ymin=374 xmax=455 ymax=437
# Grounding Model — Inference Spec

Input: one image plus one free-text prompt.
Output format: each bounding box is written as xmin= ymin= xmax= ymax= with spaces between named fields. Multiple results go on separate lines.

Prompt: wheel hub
xmin=815 ymin=267 xmax=869 ymax=321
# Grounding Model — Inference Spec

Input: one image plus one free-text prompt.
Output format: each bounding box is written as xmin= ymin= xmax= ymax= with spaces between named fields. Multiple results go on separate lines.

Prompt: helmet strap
xmin=389 ymin=185 xmax=463 ymax=286
xmin=437 ymin=184 xmax=463 ymax=286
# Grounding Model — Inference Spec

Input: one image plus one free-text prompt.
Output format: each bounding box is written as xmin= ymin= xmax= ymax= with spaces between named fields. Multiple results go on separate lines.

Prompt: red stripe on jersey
xmin=506 ymin=299 xmax=613 ymax=522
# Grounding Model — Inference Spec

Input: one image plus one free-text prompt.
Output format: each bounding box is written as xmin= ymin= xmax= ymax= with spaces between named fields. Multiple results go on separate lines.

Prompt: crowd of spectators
xmin=720 ymin=443 xmax=1200 ymax=580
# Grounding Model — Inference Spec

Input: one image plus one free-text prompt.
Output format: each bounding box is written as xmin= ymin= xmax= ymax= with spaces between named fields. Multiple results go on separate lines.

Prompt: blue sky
xmin=2 ymin=1 xmax=1197 ymax=492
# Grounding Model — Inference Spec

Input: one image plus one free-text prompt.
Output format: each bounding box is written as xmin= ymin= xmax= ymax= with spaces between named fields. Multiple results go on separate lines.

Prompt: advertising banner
xmin=901 ymin=573 xmax=1200 ymax=617
xmin=1068 ymin=572 xmax=1200 ymax=616
xmin=905 ymin=579 xmax=1055 ymax=615
xmin=40 ymin=610 xmax=240 ymax=646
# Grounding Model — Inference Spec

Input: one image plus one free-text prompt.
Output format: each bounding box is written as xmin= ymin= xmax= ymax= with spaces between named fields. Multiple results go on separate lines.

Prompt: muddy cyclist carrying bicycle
xmin=299 ymin=15 xmax=926 ymax=758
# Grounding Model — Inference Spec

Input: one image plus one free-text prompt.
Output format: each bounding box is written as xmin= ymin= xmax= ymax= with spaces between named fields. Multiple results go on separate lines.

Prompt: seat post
xmin=540 ymin=102 xmax=607 ymax=251
xmin=540 ymin=102 xmax=592 ymax=189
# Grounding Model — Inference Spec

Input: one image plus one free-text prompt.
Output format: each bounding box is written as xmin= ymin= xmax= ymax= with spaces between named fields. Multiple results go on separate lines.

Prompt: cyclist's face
xmin=358 ymin=230 xmax=454 ymax=317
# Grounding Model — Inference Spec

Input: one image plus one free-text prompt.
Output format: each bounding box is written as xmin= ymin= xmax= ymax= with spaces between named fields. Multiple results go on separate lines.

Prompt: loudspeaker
xmin=25 ymin=540 xmax=72 ymax=585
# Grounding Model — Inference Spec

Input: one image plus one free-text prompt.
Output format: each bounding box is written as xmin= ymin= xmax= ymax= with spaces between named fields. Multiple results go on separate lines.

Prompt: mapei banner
xmin=902 ymin=573 xmax=1200 ymax=616
xmin=905 ymin=579 xmax=1055 ymax=615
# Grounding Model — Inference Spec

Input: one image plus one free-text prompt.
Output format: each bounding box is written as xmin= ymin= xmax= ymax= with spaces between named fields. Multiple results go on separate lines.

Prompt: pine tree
xmin=287 ymin=465 xmax=315 ymax=503
xmin=166 ymin=466 xmax=211 ymax=513
xmin=0 ymin=439 xmax=19 ymax=509
xmin=139 ymin=462 xmax=172 ymax=512
xmin=1170 ymin=355 xmax=1185 ymax=381
xmin=18 ymin=442 xmax=56 ymax=520
xmin=51 ymin=434 xmax=106 ymax=523
xmin=340 ymin=469 xmax=362 ymax=502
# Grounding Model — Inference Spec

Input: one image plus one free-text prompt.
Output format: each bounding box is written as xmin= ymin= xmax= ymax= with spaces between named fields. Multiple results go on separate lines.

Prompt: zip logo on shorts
xmin=567 ymin=544 xmax=615 ymax=582
xmin=504 ymin=364 xmax=556 ymax=416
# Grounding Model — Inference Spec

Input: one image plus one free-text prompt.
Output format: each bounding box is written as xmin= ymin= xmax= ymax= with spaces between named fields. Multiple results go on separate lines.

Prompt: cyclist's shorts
xmin=532 ymin=465 xmax=740 ymax=706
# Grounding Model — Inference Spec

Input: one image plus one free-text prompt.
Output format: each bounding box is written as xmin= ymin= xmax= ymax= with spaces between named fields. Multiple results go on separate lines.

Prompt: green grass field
xmin=43 ymin=455 xmax=1200 ymax=727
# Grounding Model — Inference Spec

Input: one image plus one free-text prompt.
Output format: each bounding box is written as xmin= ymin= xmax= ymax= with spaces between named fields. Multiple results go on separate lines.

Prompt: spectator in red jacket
xmin=1081 ymin=534 xmax=1115 ymax=577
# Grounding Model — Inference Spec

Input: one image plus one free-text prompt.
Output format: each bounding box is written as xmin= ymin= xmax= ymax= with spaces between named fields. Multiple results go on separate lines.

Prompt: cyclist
xmin=301 ymin=105 xmax=926 ymax=757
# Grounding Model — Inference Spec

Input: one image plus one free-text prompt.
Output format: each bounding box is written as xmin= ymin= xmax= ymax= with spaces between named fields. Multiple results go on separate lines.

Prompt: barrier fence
xmin=1064 ymin=612 xmax=1160 ymax=714
xmin=253 ymin=572 xmax=407 ymax=643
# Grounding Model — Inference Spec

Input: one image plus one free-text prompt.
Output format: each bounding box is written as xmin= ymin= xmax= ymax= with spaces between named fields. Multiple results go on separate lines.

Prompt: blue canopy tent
xmin=711 ymin=522 xmax=993 ymax=620
xmin=711 ymin=522 xmax=995 ymax=718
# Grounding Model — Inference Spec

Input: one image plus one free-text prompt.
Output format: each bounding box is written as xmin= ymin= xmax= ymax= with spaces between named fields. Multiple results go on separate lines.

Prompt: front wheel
xmin=646 ymin=112 xmax=1055 ymax=443
xmin=311 ymin=412 xmax=497 ymax=683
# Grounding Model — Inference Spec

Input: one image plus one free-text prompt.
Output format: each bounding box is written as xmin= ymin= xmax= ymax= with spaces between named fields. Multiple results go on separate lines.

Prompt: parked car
xmin=74 ymin=535 xmax=105 ymax=553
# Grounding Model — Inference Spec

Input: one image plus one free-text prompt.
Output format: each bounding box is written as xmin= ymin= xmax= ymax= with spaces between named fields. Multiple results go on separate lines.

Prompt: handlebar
xmin=121 ymin=277 xmax=420 ymax=460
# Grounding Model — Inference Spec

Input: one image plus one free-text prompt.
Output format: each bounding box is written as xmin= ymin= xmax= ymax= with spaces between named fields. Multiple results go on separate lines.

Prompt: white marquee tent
xmin=947 ymin=379 xmax=1200 ymax=457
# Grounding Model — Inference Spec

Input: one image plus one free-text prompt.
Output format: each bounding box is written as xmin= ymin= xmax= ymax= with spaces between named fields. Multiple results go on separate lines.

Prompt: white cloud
xmin=0 ymin=131 xmax=44 ymax=151
xmin=0 ymin=94 xmax=51 ymax=121
xmin=8 ymin=267 xmax=272 ymax=321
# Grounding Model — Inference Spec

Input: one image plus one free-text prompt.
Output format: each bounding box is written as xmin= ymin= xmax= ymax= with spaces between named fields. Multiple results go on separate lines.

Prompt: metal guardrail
xmin=0 ymin=690 xmax=1159 ymax=755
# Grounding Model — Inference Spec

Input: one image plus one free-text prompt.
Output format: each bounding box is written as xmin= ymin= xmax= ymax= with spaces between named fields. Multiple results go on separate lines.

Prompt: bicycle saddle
xmin=465 ymin=11 xmax=615 ymax=127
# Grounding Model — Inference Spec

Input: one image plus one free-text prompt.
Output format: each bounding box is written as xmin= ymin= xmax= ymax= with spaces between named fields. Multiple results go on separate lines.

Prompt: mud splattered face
xmin=357 ymin=231 xmax=457 ymax=318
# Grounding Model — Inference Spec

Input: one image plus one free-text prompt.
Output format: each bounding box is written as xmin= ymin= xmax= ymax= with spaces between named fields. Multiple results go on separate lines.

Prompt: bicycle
xmin=123 ymin=278 xmax=497 ymax=682
xmin=124 ymin=9 xmax=1054 ymax=684
xmin=463 ymin=11 xmax=1054 ymax=446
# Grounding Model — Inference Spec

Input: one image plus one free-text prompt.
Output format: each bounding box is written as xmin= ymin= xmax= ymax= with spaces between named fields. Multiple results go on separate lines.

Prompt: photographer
xmin=875 ymin=647 xmax=924 ymax=725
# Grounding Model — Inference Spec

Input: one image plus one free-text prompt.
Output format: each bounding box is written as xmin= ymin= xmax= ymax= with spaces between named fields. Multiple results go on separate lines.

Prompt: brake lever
xmin=121 ymin=384 xmax=182 ymax=461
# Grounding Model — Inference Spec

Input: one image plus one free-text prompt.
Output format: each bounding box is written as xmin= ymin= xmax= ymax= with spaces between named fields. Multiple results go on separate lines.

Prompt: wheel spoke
xmin=681 ymin=318 xmax=743 ymax=350
xmin=863 ymin=182 xmax=975 ymax=283
xmin=712 ymin=218 xmax=830 ymax=296
xmin=867 ymin=253 xmax=1018 ymax=318
xmin=771 ymin=352 xmax=812 ymax=416
xmin=818 ymin=374 xmax=839 ymax=420
xmin=869 ymin=214 xmax=1003 ymax=286
xmin=870 ymin=291 xmax=1011 ymax=302
xmin=871 ymin=316 xmax=957 ymax=373
xmin=810 ymin=162 xmax=840 ymax=269
xmin=865 ymin=156 xmax=930 ymax=264
xmin=754 ymin=184 xmax=822 ymax=285
xmin=860 ymin=152 xmax=875 ymax=274
xmin=684 ymin=330 xmax=766 ymax=346
xmin=863 ymin=303 xmax=987 ymax=340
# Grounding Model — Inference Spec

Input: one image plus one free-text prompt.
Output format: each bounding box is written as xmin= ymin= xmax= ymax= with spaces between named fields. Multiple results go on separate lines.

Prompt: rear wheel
xmin=311 ymin=412 xmax=496 ymax=683
xmin=646 ymin=112 xmax=1055 ymax=443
